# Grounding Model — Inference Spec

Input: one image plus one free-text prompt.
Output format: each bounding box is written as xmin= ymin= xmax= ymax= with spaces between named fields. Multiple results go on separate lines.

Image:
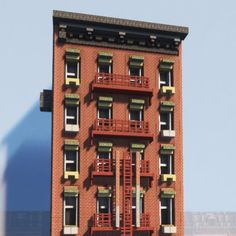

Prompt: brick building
xmin=40 ymin=10 xmax=188 ymax=236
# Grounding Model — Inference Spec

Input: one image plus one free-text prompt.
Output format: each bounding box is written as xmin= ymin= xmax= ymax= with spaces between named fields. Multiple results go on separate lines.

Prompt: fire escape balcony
xmin=91 ymin=213 xmax=113 ymax=232
xmin=91 ymin=213 xmax=153 ymax=233
xmin=136 ymin=213 xmax=154 ymax=231
xmin=92 ymin=159 xmax=113 ymax=178
xmin=140 ymin=160 xmax=154 ymax=178
xmin=91 ymin=73 xmax=153 ymax=97
xmin=92 ymin=159 xmax=153 ymax=179
xmin=92 ymin=119 xmax=153 ymax=140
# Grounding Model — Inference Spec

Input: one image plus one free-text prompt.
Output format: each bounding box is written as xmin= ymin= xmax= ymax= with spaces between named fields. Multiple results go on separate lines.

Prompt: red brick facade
xmin=48 ymin=10 xmax=188 ymax=236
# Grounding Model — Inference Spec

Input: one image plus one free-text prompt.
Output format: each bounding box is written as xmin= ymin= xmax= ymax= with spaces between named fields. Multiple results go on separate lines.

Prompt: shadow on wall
xmin=1 ymin=102 xmax=51 ymax=235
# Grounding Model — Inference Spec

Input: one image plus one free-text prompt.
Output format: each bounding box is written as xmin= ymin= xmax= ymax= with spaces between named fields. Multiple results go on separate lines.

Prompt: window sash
xmin=160 ymin=113 xmax=173 ymax=130
xmin=64 ymin=197 xmax=78 ymax=226
xmin=160 ymin=155 xmax=173 ymax=174
xmin=160 ymin=198 xmax=173 ymax=225
xmin=96 ymin=197 xmax=111 ymax=214
xmin=98 ymin=63 xmax=112 ymax=73
xmin=65 ymin=106 xmax=79 ymax=126
xmin=64 ymin=150 xmax=78 ymax=172
xmin=159 ymin=70 xmax=172 ymax=87
xmin=129 ymin=110 xmax=143 ymax=121
xmin=66 ymin=61 xmax=79 ymax=79
xmin=97 ymin=108 xmax=111 ymax=119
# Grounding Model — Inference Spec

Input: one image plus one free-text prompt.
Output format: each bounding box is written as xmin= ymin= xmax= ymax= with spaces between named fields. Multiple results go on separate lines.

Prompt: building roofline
xmin=53 ymin=10 xmax=188 ymax=40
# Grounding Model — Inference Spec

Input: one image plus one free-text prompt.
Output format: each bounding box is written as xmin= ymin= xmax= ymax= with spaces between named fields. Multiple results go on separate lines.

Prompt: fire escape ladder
xmin=122 ymin=152 xmax=132 ymax=236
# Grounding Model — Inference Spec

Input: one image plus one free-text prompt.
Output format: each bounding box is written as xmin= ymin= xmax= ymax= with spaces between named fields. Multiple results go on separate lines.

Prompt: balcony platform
xmin=91 ymin=73 xmax=153 ymax=99
xmin=92 ymin=119 xmax=153 ymax=141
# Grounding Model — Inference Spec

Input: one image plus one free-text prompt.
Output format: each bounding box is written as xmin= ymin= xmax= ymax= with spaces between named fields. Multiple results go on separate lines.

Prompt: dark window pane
xmin=67 ymin=107 xmax=77 ymax=124
xmin=98 ymin=108 xmax=110 ymax=119
xmin=98 ymin=64 xmax=110 ymax=73
xmin=98 ymin=152 xmax=110 ymax=159
xmin=98 ymin=197 xmax=110 ymax=213
xmin=65 ymin=208 xmax=76 ymax=225
xmin=130 ymin=110 xmax=141 ymax=121
xmin=67 ymin=62 xmax=78 ymax=78
xmin=130 ymin=67 xmax=142 ymax=76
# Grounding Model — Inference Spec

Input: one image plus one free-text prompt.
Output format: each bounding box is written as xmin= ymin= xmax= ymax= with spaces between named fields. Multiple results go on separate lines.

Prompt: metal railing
xmin=94 ymin=119 xmax=150 ymax=134
xmin=94 ymin=73 xmax=150 ymax=89
xmin=140 ymin=213 xmax=151 ymax=227
xmin=93 ymin=159 xmax=112 ymax=173
xmin=93 ymin=213 xmax=112 ymax=227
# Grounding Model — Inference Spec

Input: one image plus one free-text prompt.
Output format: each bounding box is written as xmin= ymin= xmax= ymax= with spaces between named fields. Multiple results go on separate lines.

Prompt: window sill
xmin=161 ymin=225 xmax=176 ymax=234
xmin=161 ymin=174 xmax=176 ymax=182
xmin=65 ymin=125 xmax=79 ymax=133
xmin=160 ymin=130 xmax=175 ymax=138
xmin=65 ymin=77 xmax=80 ymax=86
xmin=64 ymin=171 xmax=79 ymax=179
xmin=63 ymin=225 xmax=78 ymax=235
xmin=160 ymin=86 xmax=175 ymax=95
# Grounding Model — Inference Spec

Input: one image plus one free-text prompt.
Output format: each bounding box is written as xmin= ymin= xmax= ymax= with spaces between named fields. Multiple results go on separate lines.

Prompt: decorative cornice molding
xmin=53 ymin=10 xmax=188 ymax=55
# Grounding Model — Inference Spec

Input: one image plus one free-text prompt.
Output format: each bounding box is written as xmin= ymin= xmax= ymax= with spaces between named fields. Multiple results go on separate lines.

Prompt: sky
xmin=0 ymin=0 xmax=236 ymax=213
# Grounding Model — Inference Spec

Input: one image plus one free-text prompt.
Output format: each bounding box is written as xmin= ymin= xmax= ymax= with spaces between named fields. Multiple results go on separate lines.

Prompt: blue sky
xmin=0 ymin=0 xmax=236 ymax=212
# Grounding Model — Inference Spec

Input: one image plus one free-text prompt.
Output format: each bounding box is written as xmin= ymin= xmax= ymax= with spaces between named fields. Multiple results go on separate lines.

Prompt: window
xmin=64 ymin=94 xmax=80 ymax=132
xmin=97 ymin=197 xmax=111 ymax=214
xmin=159 ymin=59 xmax=174 ymax=89
xmin=132 ymin=196 xmax=144 ymax=226
xmin=64 ymin=196 xmax=78 ymax=226
xmin=160 ymin=155 xmax=173 ymax=175
xmin=97 ymin=107 xmax=111 ymax=119
xmin=129 ymin=66 xmax=143 ymax=77
xmin=97 ymin=52 xmax=112 ymax=77
xmin=66 ymin=61 xmax=79 ymax=79
xmin=98 ymin=63 xmax=111 ymax=74
xmin=131 ymin=152 xmax=143 ymax=173
xmin=65 ymin=49 xmax=80 ymax=86
xmin=65 ymin=105 xmax=79 ymax=132
xmin=97 ymin=151 xmax=111 ymax=159
xmin=160 ymin=112 xmax=173 ymax=131
xmin=64 ymin=150 xmax=78 ymax=172
xmin=159 ymin=70 xmax=172 ymax=88
xmin=160 ymin=198 xmax=174 ymax=225
xmin=129 ymin=110 xmax=143 ymax=121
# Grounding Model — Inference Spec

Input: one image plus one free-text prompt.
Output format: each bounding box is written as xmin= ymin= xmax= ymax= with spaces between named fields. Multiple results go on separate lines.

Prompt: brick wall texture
xmin=51 ymin=29 xmax=184 ymax=236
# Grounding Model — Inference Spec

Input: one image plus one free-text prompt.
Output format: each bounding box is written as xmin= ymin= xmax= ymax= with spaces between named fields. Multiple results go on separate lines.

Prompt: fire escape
xmin=122 ymin=153 xmax=132 ymax=236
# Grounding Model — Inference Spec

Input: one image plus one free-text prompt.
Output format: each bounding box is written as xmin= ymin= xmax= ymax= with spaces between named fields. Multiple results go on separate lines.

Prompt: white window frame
xmin=96 ymin=197 xmax=111 ymax=213
xmin=97 ymin=152 xmax=111 ymax=159
xmin=65 ymin=61 xmax=80 ymax=79
xmin=97 ymin=107 xmax=112 ymax=119
xmin=97 ymin=63 xmax=112 ymax=74
xmin=65 ymin=106 xmax=79 ymax=131
xmin=64 ymin=196 xmax=78 ymax=226
xmin=64 ymin=150 xmax=78 ymax=172
xmin=129 ymin=110 xmax=143 ymax=121
xmin=160 ymin=198 xmax=173 ymax=225
xmin=159 ymin=70 xmax=172 ymax=88
xmin=129 ymin=67 xmax=143 ymax=77
xmin=159 ymin=112 xmax=173 ymax=131
xmin=160 ymin=155 xmax=173 ymax=175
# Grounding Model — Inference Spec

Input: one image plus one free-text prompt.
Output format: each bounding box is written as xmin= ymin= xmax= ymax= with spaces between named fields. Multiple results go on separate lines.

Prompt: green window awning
xmin=98 ymin=96 xmax=113 ymax=108
xmin=160 ymin=101 xmax=175 ymax=112
xmin=161 ymin=188 xmax=176 ymax=198
xmin=159 ymin=59 xmax=174 ymax=71
xmin=64 ymin=186 xmax=79 ymax=197
xmin=132 ymin=189 xmax=145 ymax=197
xmin=65 ymin=48 xmax=80 ymax=61
xmin=97 ymin=187 xmax=112 ymax=197
xmin=129 ymin=55 xmax=144 ymax=68
xmin=97 ymin=52 xmax=113 ymax=64
xmin=160 ymin=144 xmax=175 ymax=155
xmin=64 ymin=139 xmax=79 ymax=151
xmin=129 ymin=99 xmax=145 ymax=110
xmin=65 ymin=94 xmax=80 ymax=106
xmin=130 ymin=143 xmax=145 ymax=153
xmin=97 ymin=142 xmax=113 ymax=152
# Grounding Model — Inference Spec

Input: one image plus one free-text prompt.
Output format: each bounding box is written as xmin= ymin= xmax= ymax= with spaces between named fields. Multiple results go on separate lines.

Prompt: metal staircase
xmin=122 ymin=152 xmax=132 ymax=236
